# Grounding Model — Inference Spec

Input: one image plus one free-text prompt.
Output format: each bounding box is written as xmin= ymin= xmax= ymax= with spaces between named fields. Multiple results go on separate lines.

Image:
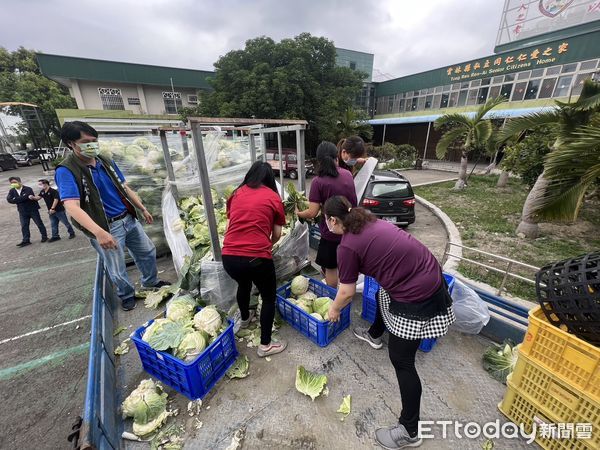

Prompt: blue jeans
xmin=90 ymin=215 xmax=158 ymax=301
xmin=49 ymin=209 xmax=75 ymax=238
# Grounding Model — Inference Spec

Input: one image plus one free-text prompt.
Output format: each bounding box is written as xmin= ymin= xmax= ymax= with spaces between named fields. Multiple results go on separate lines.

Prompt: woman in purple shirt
xmin=324 ymin=195 xmax=454 ymax=450
xmin=297 ymin=142 xmax=357 ymax=287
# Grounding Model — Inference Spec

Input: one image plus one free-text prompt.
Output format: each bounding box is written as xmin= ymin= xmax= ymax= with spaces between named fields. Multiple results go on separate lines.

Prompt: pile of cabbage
xmin=99 ymin=136 xmax=187 ymax=255
xmin=141 ymin=297 xmax=228 ymax=363
xmin=211 ymin=138 xmax=251 ymax=170
xmin=286 ymin=276 xmax=334 ymax=322
xmin=121 ymin=379 xmax=172 ymax=437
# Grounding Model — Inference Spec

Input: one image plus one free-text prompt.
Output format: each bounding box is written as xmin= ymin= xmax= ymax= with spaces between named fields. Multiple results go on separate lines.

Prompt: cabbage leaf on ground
xmin=337 ymin=395 xmax=352 ymax=420
xmin=226 ymin=355 xmax=250 ymax=379
xmin=295 ymin=365 xmax=328 ymax=401
xmin=482 ymin=341 xmax=518 ymax=384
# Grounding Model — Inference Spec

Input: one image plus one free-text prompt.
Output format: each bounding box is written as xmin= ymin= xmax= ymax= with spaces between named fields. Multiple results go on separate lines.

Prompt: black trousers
xmin=369 ymin=298 xmax=422 ymax=437
xmin=222 ymin=255 xmax=277 ymax=346
xmin=19 ymin=209 xmax=47 ymax=242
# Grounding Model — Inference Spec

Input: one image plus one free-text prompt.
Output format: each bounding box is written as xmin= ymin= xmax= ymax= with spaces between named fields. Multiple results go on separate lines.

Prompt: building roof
xmin=36 ymin=53 xmax=214 ymax=89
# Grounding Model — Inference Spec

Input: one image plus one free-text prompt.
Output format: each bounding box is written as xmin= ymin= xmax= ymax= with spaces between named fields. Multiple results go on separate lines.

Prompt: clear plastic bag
xmin=272 ymin=221 xmax=309 ymax=280
xmin=200 ymin=260 xmax=237 ymax=312
xmin=161 ymin=184 xmax=193 ymax=275
xmin=450 ymin=279 xmax=491 ymax=334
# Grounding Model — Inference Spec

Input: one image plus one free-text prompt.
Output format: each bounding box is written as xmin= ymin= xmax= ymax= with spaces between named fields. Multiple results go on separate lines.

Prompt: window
xmin=504 ymin=74 xmax=515 ymax=82
xmin=580 ymin=59 xmax=598 ymax=71
xmin=388 ymin=96 xmax=394 ymax=112
xmin=571 ymin=73 xmax=593 ymax=96
xmin=531 ymin=68 xmax=544 ymax=78
xmin=417 ymin=96 xmax=426 ymax=110
xmin=398 ymin=99 xmax=405 ymax=111
xmin=457 ymin=90 xmax=468 ymax=106
xmin=553 ymin=75 xmax=573 ymax=97
xmin=424 ymin=95 xmax=433 ymax=109
xmin=188 ymin=95 xmax=198 ymax=104
xmin=477 ymin=87 xmax=489 ymax=104
xmin=432 ymin=94 xmax=442 ymax=108
xmin=98 ymin=88 xmax=124 ymax=110
xmin=511 ymin=82 xmax=528 ymax=101
xmin=420 ymin=89 xmax=428 ymax=95
xmin=466 ymin=89 xmax=478 ymax=105
xmin=460 ymin=82 xmax=470 ymax=89
xmin=480 ymin=78 xmax=491 ymax=86
xmin=440 ymin=93 xmax=449 ymax=108
xmin=405 ymin=98 xmax=413 ymax=111
xmin=371 ymin=182 xmax=410 ymax=198
xmin=411 ymin=97 xmax=418 ymax=110
xmin=163 ymin=91 xmax=182 ymax=114
xmin=426 ymin=88 xmax=435 ymax=94
xmin=524 ymin=79 xmax=541 ymax=100
xmin=492 ymin=76 xmax=504 ymax=84
xmin=434 ymin=86 xmax=443 ymax=94
xmin=349 ymin=61 xmax=356 ymax=70
xmin=500 ymin=83 xmax=513 ymax=99
xmin=127 ymin=97 xmax=141 ymax=105
xmin=471 ymin=79 xmax=482 ymax=87
xmin=413 ymin=91 xmax=420 ymax=96
xmin=287 ymin=154 xmax=297 ymax=162
xmin=442 ymin=85 xmax=451 ymax=92
xmin=538 ymin=78 xmax=557 ymax=99
xmin=517 ymin=71 xmax=530 ymax=80
xmin=545 ymin=66 xmax=561 ymax=76
xmin=452 ymin=83 xmax=462 ymax=90
xmin=561 ymin=63 xmax=578 ymax=73
xmin=489 ymin=85 xmax=501 ymax=99
xmin=448 ymin=91 xmax=459 ymax=107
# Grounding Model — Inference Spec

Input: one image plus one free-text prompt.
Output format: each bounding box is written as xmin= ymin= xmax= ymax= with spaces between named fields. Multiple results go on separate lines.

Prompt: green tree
xmin=0 ymin=47 xmax=76 ymax=143
xmin=336 ymin=107 xmax=373 ymax=141
xmin=183 ymin=34 xmax=364 ymax=148
xmin=499 ymin=79 xmax=600 ymax=238
xmin=434 ymin=96 xmax=506 ymax=189
xmin=501 ymin=126 xmax=555 ymax=188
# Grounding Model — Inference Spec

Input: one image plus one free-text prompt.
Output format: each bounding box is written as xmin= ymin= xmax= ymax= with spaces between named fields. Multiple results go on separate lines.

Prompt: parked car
xmin=13 ymin=150 xmax=42 ymax=166
xmin=360 ymin=170 xmax=416 ymax=227
xmin=265 ymin=148 xmax=314 ymax=180
xmin=0 ymin=153 xmax=19 ymax=172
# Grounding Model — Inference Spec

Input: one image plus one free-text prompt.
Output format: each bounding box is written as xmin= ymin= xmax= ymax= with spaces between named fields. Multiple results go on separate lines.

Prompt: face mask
xmin=326 ymin=216 xmax=335 ymax=233
xmin=10 ymin=183 xmax=20 ymax=189
xmin=345 ymin=159 xmax=358 ymax=167
xmin=78 ymin=142 xmax=100 ymax=158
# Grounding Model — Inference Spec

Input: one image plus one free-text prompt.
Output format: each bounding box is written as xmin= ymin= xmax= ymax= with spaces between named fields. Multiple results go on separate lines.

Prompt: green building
xmin=370 ymin=17 xmax=600 ymax=161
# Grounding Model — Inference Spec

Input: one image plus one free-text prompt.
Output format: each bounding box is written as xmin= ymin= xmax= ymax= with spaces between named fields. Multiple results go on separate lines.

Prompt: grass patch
xmin=415 ymin=175 xmax=600 ymax=301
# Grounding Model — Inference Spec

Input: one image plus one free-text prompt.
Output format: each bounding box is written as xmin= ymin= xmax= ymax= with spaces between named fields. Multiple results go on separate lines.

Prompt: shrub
xmin=501 ymin=126 xmax=554 ymax=188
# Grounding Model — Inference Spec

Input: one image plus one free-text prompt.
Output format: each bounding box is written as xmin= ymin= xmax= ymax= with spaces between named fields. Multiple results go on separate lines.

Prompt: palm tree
xmin=499 ymin=79 xmax=600 ymax=238
xmin=434 ymin=96 xmax=507 ymax=189
xmin=336 ymin=107 xmax=373 ymax=141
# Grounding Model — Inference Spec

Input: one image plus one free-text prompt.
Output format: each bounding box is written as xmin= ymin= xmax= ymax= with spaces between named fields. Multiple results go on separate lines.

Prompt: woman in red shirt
xmin=222 ymin=162 xmax=287 ymax=357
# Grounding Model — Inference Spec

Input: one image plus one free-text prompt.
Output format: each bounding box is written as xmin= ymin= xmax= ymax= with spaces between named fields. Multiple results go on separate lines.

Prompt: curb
xmin=414 ymin=194 xmax=462 ymax=272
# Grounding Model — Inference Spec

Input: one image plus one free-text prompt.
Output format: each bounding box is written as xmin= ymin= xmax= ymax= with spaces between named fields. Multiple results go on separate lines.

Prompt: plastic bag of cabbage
xmin=286 ymin=276 xmax=334 ymax=322
xmin=142 ymin=301 xmax=229 ymax=363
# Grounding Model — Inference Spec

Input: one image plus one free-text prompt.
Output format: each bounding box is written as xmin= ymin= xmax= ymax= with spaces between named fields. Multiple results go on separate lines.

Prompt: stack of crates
xmin=499 ymin=306 xmax=600 ymax=450
xmin=361 ymin=273 xmax=455 ymax=353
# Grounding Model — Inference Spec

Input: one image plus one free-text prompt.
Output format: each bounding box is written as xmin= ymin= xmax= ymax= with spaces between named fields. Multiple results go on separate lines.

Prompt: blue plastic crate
xmin=276 ymin=277 xmax=351 ymax=347
xmin=131 ymin=310 xmax=238 ymax=400
xmin=360 ymin=273 xmax=456 ymax=352
xmin=309 ymin=224 xmax=321 ymax=251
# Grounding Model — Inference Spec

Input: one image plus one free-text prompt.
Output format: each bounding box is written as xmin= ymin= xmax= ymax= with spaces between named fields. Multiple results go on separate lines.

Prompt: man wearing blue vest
xmin=56 ymin=121 xmax=169 ymax=311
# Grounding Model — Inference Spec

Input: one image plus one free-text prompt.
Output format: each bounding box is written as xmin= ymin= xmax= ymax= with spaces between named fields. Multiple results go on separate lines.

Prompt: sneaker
xmin=257 ymin=339 xmax=287 ymax=357
xmin=48 ymin=237 xmax=61 ymax=242
xmin=68 ymin=234 xmax=76 ymax=239
xmin=142 ymin=280 xmax=171 ymax=290
xmin=16 ymin=241 xmax=31 ymax=247
xmin=240 ymin=310 xmax=256 ymax=329
xmin=121 ymin=297 xmax=137 ymax=311
xmin=41 ymin=237 xmax=48 ymax=243
xmin=375 ymin=423 xmax=422 ymax=449
xmin=354 ymin=327 xmax=383 ymax=349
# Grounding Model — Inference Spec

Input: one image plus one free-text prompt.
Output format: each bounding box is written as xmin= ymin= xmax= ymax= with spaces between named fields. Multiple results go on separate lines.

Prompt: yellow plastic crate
xmin=499 ymin=350 xmax=600 ymax=450
xmin=520 ymin=306 xmax=600 ymax=403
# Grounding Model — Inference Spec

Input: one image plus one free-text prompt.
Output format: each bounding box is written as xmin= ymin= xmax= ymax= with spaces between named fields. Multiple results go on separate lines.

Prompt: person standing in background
xmin=6 ymin=176 xmax=48 ymax=247
xmin=31 ymin=179 xmax=76 ymax=242
xmin=337 ymin=135 xmax=369 ymax=175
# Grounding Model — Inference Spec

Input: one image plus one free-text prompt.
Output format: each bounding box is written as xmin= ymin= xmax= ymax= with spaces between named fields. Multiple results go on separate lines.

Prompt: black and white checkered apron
xmin=378 ymin=287 xmax=455 ymax=340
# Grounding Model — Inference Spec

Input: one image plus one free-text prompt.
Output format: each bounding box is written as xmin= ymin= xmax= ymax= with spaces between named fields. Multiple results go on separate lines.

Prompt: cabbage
xmin=141 ymin=318 xmax=170 ymax=342
xmin=146 ymin=150 xmax=163 ymax=164
xmin=226 ymin=355 xmax=250 ymax=379
xmin=125 ymin=144 xmax=145 ymax=158
xmin=296 ymin=300 xmax=312 ymax=314
xmin=291 ymin=276 xmax=309 ymax=296
xmin=295 ymin=366 xmax=328 ymax=401
xmin=122 ymin=379 xmax=159 ymax=418
xmin=144 ymin=319 xmax=193 ymax=351
xmin=175 ymin=330 xmax=207 ymax=361
xmin=193 ymin=306 xmax=222 ymax=336
xmin=298 ymin=292 xmax=317 ymax=303
xmin=122 ymin=378 xmax=169 ymax=436
xmin=166 ymin=295 xmax=196 ymax=322
xmin=313 ymin=297 xmax=333 ymax=319
xmin=310 ymin=312 xmax=324 ymax=321
xmin=133 ymin=137 xmax=154 ymax=150
xmin=132 ymin=410 xmax=171 ymax=437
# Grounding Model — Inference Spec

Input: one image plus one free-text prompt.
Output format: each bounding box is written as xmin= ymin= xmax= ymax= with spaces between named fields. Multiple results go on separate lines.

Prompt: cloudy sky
xmin=1 ymin=0 xmax=505 ymax=79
